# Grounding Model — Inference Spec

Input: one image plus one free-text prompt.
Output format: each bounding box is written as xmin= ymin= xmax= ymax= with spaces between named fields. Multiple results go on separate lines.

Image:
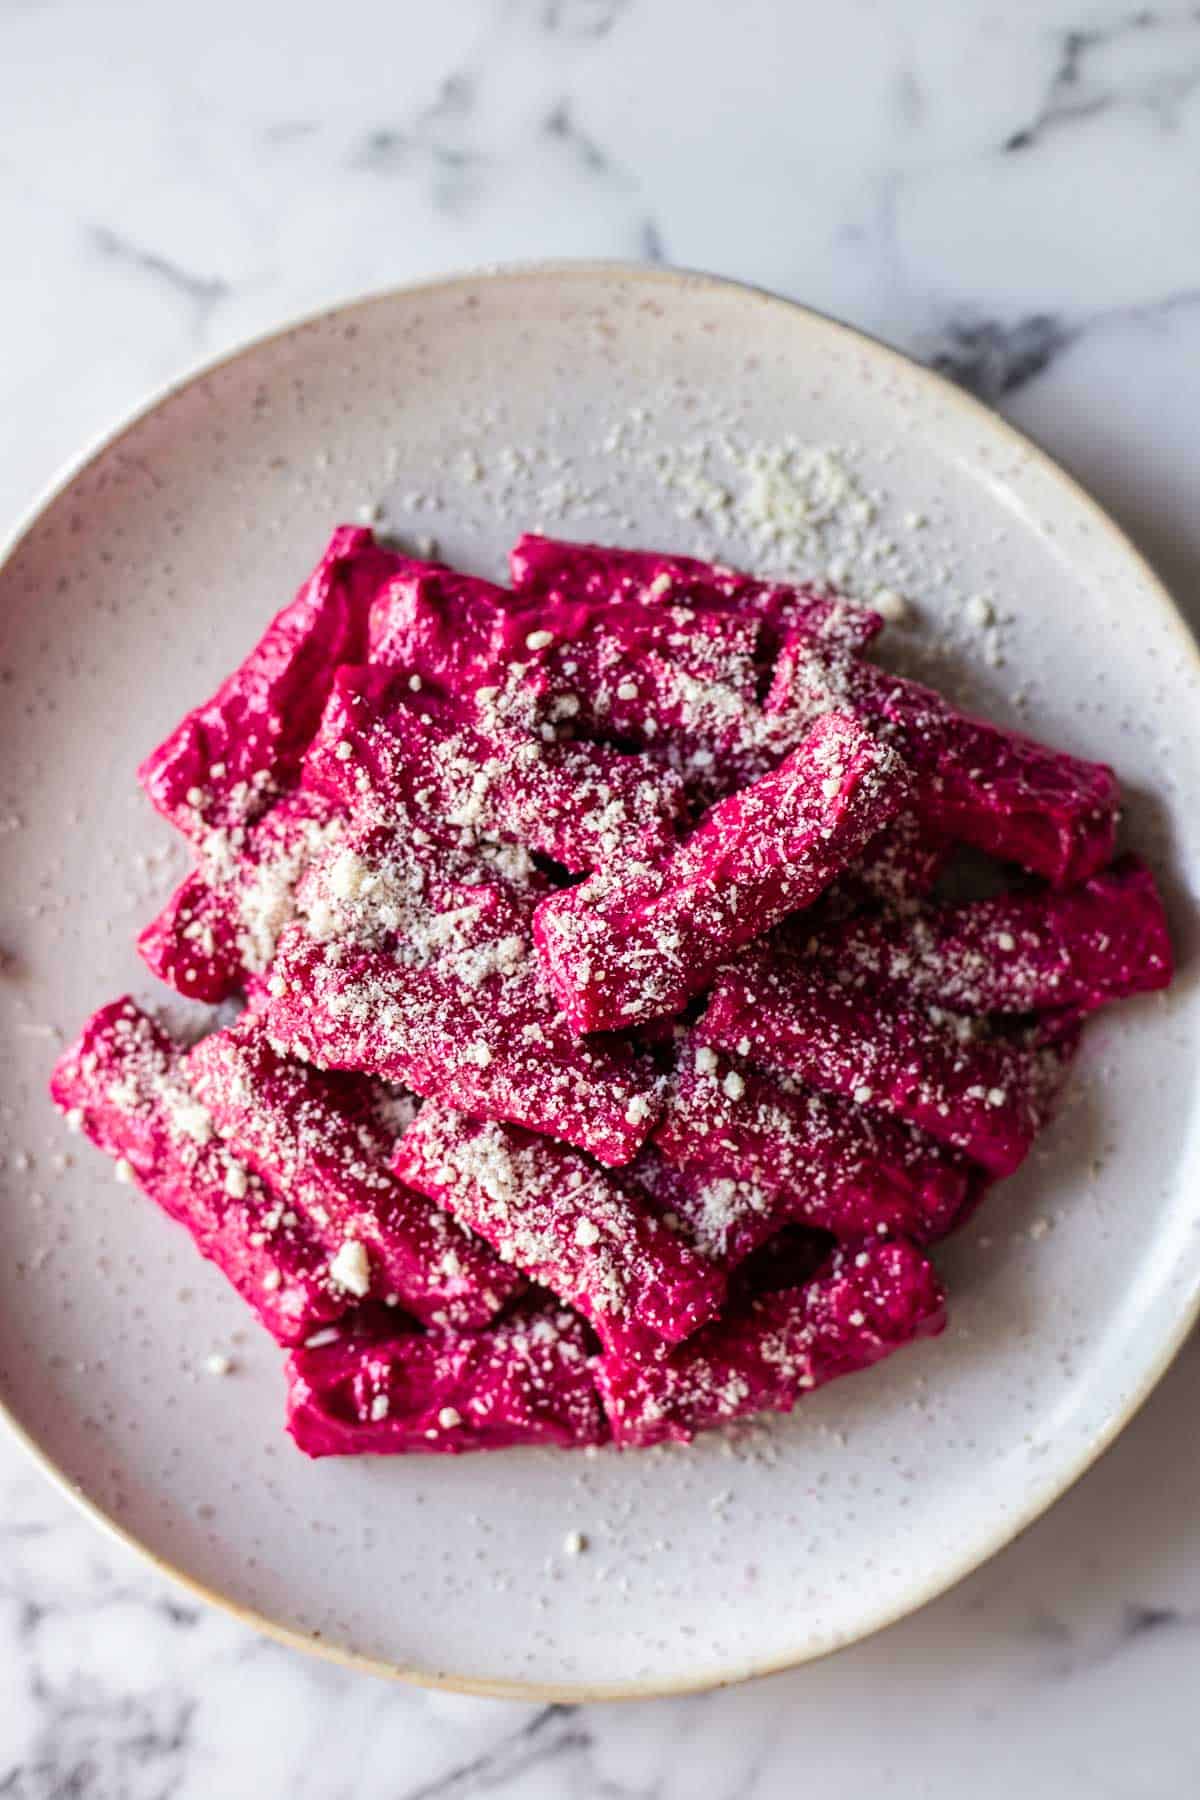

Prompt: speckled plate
xmin=1 ymin=264 xmax=1197 ymax=1700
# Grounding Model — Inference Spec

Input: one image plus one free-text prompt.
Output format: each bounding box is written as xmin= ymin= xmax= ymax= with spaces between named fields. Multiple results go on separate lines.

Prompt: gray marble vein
xmin=352 ymin=75 xmax=490 ymax=213
xmin=927 ymin=313 xmax=1077 ymax=401
xmin=539 ymin=0 xmax=632 ymax=41
xmin=87 ymin=228 xmax=232 ymax=341
xmin=543 ymin=101 xmax=614 ymax=176
xmin=925 ymin=287 xmax=1200 ymax=401
xmin=1005 ymin=8 xmax=1200 ymax=150
xmin=401 ymin=1707 xmax=588 ymax=1800
xmin=639 ymin=218 xmax=665 ymax=263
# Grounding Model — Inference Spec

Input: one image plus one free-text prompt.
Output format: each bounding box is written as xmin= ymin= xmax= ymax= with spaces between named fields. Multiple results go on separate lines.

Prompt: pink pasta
xmin=521 ymin=605 xmax=770 ymax=798
xmin=187 ymin=1016 xmax=521 ymax=1328
xmin=700 ymin=949 xmax=1064 ymax=1176
xmin=508 ymin=533 xmax=884 ymax=654
xmin=392 ymin=1102 xmax=726 ymax=1350
xmin=829 ymin=811 xmax=949 ymax=915
xmin=52 ymin=525 xmax=1168 ymax=1457
xmin=137 ymin=789 xmax=341 ymax=1002
xmin=534 ymin=710 xmax=910 ymax=1033
xmin=811 ymin=853 xmax=1172 ymax=1015
xmin=287 ymin=1305 xmax=607 ymax=1456
xmin=766 ymin=635 xmax=1119 ymax=886
xmin=137 ymin=866 xmax=247 ymax=1004
xmin=303 ymin=663 xmax=685 ymax=873
xmin=367 ymin=557 xmax=517 ymax=686
xmin=267 ymin=938 xmax=656 ymax=1162
xmin=254 ymin=817 xmax=661 ymax=1164
xmin=368 ymin=552 xmax=774 ymax=796
xmin=369 ymin=548 xmax=764 ymax=705
xmin=651 ymin=1045 xmax=973 ymax=1254
xmin=730 ymin=1223 xmax=837 ymax=1296
xmin=139 ymin=526 xmax=399 ymax=843
xmin=50 ymin=1000 xmax=350 ymax=1344
xmin=595 ymin=1237 xmax=946 ymax=1447
xmin=618 ymin=1146 xmax=810 ymax=1273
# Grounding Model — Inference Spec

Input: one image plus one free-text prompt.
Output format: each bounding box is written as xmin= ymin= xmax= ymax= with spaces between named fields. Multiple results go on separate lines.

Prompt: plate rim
xmin=2 ymin=258 xmax=1198 ymax=1702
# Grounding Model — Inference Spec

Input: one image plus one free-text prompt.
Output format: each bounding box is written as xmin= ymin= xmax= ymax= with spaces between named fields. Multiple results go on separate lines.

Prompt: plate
xmin=1 ymin=264 xmax=1198 ymax=1700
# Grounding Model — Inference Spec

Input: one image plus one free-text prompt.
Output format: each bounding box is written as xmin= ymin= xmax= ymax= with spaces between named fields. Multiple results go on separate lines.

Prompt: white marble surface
xmin=2 ymin=0 xmax=1200 ymax=1792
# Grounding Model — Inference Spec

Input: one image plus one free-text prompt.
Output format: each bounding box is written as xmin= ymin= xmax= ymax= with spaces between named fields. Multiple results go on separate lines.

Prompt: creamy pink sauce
xmin=51 ymin=528 xmax=1172 ymax=1455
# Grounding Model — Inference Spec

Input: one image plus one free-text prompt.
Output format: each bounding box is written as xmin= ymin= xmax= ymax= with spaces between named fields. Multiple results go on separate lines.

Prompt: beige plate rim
xmin=2 ymin=259 xmax=1198 ymax=1702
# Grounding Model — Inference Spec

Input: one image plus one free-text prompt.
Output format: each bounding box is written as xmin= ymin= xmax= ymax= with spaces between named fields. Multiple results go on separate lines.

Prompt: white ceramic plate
xmin=1 ymin=265 xmax=1198 ymax=1700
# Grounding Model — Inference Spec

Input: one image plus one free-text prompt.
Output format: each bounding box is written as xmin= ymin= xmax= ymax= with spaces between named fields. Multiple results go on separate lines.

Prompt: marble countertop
xmin=3 ymin=1 xmax=1200 ymax=1793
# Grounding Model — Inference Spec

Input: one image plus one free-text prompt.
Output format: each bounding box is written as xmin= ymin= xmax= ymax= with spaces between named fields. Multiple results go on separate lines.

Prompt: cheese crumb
xmin=224 ymin=1162 xmax=248 ymax=1199
xmin=616 ymin=680 xmax=639 ymax=701
xmin=853 ymin=1085 xmax=874 ymax=1106
xmin=694 ymin=1046 xmax=719 ymax=1076
xmin=722 ymin=1070 xmax=746 ymax=1101
xmin=329 ymin=1239 xmax=371 ymax=1297
xmin=438 ymin=1406 xmax=462 ymax=1429
xmin=370 ymin=1393 xmax=390 ymax=1422
xmin=114 ymin=1158 xmax=134 ymax=1185
xmin=575 ymin=1218 xmax=601 ymax=1248
xmin=525 ymin=629 xmax=555 ymax=651
xmin=328 ymin=848 xmax=371 ymax=903
xmin=995 ymin=931 xmax=1016 ymax=952
xmin=334 ymin=740 xmax=353 ymax=762
xmin=872 ymin=587 xmax=909 ymax=624
xmin=262 ymin=1270 xmax=282 ymax=1292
